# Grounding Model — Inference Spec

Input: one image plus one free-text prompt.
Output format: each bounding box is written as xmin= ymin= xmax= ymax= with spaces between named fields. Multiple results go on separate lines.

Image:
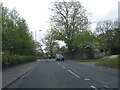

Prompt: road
xmin=7 ymin=59 xmax=119 ymax=89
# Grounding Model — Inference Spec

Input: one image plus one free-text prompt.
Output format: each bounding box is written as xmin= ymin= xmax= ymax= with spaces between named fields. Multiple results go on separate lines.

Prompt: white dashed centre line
xmin=104 ymin=85 xmax=110 ymax=88
xmin=57 ymin=62 xmax=66 ymax=69
xmin=60 ymin=64 xmax=65 ymax=69
xmin=62 ymin=66 xmax=65 ymax=69
xmin=68 ymin=70 xmax=80 ymax=78
xmin=91 ymin=86 xmax=97 ymax=90
xmin=84 ymin=78 xmax=90 ymax=80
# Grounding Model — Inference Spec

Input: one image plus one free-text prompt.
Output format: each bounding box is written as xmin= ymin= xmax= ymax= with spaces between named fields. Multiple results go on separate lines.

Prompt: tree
xmin=0 ymin=3 xmax=2 ymax=54
xmin=50 ymin=1 xmax=90 ymax=51
xmin=95 ymin=20 xmax=120 ymax=55
xmin=105 ymin=28 xmax=120 ymax=54
xmin=2 ymin=4 xmax=36 ymax=55
xmin=43 ymin=30 xmax=60 ymax=58
xmin=36 ymin=42 xmax=45 ymax=58
xmin=71 ymin=30 xmax=99 ymax=50
xmin=58 ymin=46 xmax=68 ymax=52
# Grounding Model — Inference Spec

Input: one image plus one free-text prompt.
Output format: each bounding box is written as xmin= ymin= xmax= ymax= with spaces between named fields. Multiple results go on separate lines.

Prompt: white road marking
xmin=62 ymin=66 xmax=65 ymax=69
xmin=56 ymin=62 xmax=66 ymax=69
xmin=70 ymin=69 xmax=85 ymax=77
xmin=91 ymin=86 xmax=97 ymax=90
xmin=68 ymin=70 xmax=80 ymax=78
xmin=60 ymin=65 xmax=65 ymax=69
xmin=84 ymin=78 xmax=90 ymax=80
xmin=60 ymin=63 xmax=67 ymax=67
xmin=104 ymin=85 xmax=110 ymax=88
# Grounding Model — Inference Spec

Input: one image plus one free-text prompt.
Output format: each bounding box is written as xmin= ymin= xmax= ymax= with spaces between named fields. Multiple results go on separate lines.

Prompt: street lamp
xmin=35 ymin=30 xmax=42 ymax=41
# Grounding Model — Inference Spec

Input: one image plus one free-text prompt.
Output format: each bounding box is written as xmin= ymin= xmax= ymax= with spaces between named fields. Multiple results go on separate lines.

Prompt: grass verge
xmin=74 ymin=55 xmax=120 ymax=68
xmin=96 ymin=57 xmax=119 ymax=68
xmin=74 ymin=60 xmax=97 ymax=62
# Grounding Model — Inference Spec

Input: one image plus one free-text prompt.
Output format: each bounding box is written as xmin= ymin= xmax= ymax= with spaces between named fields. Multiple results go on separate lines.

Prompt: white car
xmin=56 ymin=53 xmax=64 ymax=61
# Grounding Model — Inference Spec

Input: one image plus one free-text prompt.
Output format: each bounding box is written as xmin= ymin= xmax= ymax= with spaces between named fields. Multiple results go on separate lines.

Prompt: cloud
xmin=81 ymin=0 xmax=118 ymax=21
xmin=2 ymin=0 xmax=118 ymax=41
xmin=92 ymin=8 xmax=118 ymax=22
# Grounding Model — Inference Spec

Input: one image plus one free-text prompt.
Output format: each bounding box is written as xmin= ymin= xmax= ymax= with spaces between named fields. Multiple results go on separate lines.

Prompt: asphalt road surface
xmin=7 ymin=59 xmax=119 ymax=89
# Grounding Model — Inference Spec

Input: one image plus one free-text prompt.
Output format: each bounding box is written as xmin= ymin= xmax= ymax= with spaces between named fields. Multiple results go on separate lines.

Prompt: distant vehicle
xmin=56 ymin=52 xmax=64 ymax=61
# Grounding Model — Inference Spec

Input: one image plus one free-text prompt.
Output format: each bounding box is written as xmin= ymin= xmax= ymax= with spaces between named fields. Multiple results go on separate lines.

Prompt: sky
xmin=1 ymin=0 xmax=118 ymax=44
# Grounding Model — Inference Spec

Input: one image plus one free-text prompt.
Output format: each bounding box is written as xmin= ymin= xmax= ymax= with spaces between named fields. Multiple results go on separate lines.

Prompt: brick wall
xmin=63 ymin=48 xmax=94 ymax=60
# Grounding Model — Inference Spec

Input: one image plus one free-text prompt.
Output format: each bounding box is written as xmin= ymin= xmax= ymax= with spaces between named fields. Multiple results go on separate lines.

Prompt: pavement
xmin=2 ymin=59 xmax=119 ymax=89
xmin=98 ymin=55 xmax=119 ymax=60
xmin=2 ymin=60 xmax=40 ymax=88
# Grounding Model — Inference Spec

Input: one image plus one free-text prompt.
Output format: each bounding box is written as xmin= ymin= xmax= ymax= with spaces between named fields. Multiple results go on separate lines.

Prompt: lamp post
xmin=34 ymin=30 xmax=42 ymax=57
xmin=35 ymin=30 xmax=42 ymax=41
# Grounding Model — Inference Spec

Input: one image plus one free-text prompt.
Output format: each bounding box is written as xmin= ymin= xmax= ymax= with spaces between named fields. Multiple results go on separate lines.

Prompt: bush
xmin=2 ymin=55 xmax=37 ymax=67
xmin=2 ymin=55 xmax=9 ymax=66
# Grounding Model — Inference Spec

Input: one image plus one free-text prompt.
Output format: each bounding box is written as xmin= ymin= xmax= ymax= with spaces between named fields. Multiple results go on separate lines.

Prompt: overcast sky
xmin=1 ymin=0 xmax=118 ymax=42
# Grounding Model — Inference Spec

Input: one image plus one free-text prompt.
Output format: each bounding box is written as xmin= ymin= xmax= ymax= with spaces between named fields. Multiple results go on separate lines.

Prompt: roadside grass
xmin=74 ymin=60 xmax=97 ymax=62
xmin=96 ymin=56 xmax=119 ymax=68
xmin=75 ymin=55 xmax=120 ymax=68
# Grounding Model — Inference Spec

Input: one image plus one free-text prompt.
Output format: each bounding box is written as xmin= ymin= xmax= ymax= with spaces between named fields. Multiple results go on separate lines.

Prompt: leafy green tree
xmin=58 ymin=46 xmax=68 ymax=52
xmin=0 ymin=3 xmax=2 ymax=54
xmin=95 ymin=20 xmax=119 ymax=55
xmin=105 ymin=28 xmax=120 ymax=54
xmin=36 ymin=42 xmax=45 ymax=58
xmin=71 ymin=30 xmax=99 ymax=50
xmin=2 ymin=4 xmax=36 ymax=55
xmin=2 ymin=6 xmax=16 ymax=54
xmin=50 ymin=1 xmax=90 ymax=51
xmin=43 ymin=30 xmax=60 ymax=58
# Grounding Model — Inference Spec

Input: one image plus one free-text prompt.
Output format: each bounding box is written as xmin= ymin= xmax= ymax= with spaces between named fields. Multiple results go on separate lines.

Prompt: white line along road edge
xmin=68 ymin=70 xmax=80 ymax=78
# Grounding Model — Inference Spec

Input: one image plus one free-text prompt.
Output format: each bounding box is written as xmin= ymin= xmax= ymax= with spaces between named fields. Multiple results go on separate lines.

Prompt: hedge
xmin=2 ymin=55 xmax=37 ymax=67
